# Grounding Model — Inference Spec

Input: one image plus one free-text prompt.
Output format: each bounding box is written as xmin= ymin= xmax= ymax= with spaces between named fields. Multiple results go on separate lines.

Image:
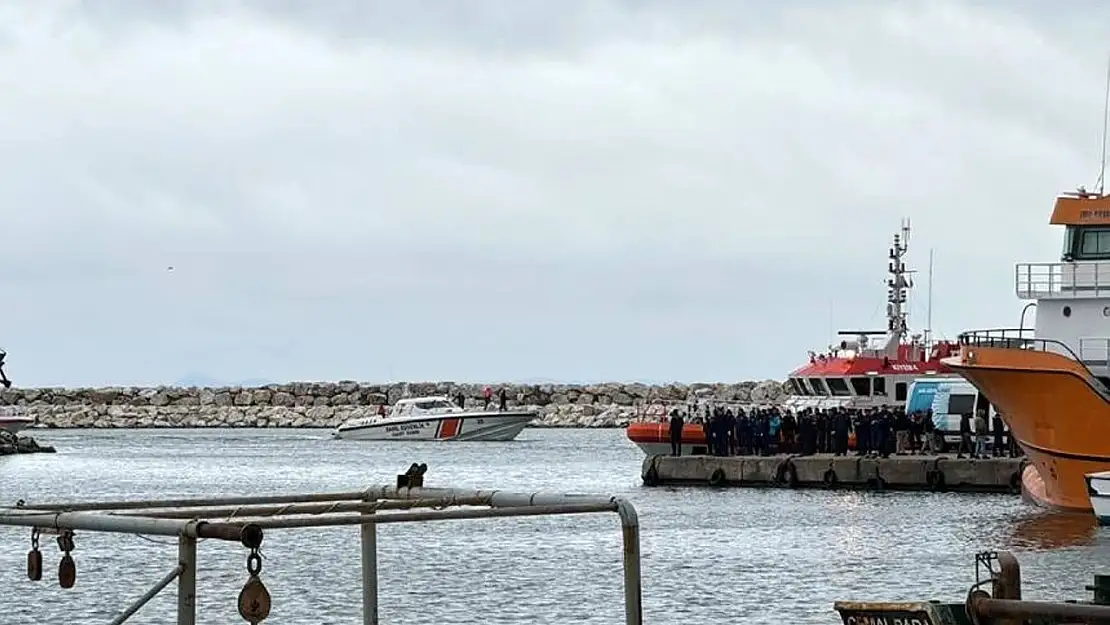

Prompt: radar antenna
xmin=884 ymin=219 xmax=912 ymax=356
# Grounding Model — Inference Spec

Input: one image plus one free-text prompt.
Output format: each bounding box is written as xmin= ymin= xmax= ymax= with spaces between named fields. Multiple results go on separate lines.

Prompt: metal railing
xmin=958 ymin=329 xmax=1110 ymax=400
xmin=957 ymin=328 xmax=1086 ymax=361
xmin=1015 ymin=262 xmax=1110 ymax=299
xmin=0 ymin=468 xmax=643 ymax=625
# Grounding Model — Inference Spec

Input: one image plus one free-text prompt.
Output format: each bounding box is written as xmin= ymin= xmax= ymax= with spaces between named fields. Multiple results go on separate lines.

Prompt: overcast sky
xmin=0 ymin=1 xmax=1106 ymax=387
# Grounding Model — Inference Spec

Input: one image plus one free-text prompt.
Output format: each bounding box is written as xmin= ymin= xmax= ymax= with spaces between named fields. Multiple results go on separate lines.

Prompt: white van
xmin=905 ymin=377 xmax=1003 ymax=449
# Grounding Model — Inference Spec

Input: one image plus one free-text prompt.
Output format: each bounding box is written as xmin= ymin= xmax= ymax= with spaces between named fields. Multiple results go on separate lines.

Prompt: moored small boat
xmin=0 ymin=407 xmax=34 ymax=435
xmin=1087 ymin=470 xmax=1110 ymax=525
xmin=333 ymin=396 xmax=536 ymax=441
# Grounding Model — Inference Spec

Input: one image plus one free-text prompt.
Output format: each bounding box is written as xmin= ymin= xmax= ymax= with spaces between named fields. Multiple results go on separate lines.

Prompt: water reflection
xmin=1005 ymin=511 xmax=1098 ymax=551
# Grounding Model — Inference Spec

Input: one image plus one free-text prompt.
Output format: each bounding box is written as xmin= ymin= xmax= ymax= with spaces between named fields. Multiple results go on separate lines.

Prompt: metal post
xmin=177 ymin=534 xmax=196 ymax=625
xmin=614 ymin=499 xmax=643 ymax=625
xmin=361 ymin=498 xmax=378 ymax=625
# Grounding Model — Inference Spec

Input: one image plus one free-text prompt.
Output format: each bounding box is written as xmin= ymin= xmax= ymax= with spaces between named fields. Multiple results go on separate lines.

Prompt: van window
xmin=873 ymin=377 xmax=887 ymax=396
xmin=974 ymin=392 xmax=990 ymax=414
xmin=895 ymin=382 xmax=907 ymax=402
xmin=947 ymin=393 xmax=975 ymax=415
xmin=827 ymin=378 xmax=851 ymax=396
xmin=850 ymin=377 xmax=871 ymax=396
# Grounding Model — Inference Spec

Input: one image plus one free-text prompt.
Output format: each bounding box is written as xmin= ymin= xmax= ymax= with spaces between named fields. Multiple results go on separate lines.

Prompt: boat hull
xmin=334 ymin=411 xmax=535 ymax=442
xmin=0 ymin=414 xmax=33 ymax=435
xmin=1086 ymin=472 xmax=1110 ymax=525
xmin=945 ymin=347 xmax=1110 ymax=512
xmin=626 ymin=422 xmax=710 ymax=456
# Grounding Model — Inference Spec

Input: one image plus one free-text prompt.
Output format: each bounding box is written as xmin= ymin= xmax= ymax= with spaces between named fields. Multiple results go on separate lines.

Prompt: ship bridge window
xmin=1069 ymin=226 xmax=1110 ymax=260
xmin=809 ymin=378 xmax=828 ymax=396
xmin=873 ymin=377 xmax=887 ymax=396
xmin=850 ymin=377 xmax=871 ymax=396
xmin=826 ymin=378 xmax=851 ymax=396
xmin=791 ymin=378 xmax=811 ymax=395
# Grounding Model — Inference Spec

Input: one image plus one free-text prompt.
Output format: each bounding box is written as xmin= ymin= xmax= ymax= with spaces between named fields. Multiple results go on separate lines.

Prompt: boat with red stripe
xmin=333 ymin=396 xmax=536 ymax=442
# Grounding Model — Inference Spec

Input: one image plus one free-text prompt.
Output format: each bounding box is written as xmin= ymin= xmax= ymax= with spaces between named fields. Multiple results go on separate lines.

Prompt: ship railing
xmin=958 ymin=329 xmax=1110 ymax=397
xmin=0 ymin=473 xmax=643 ymax=625
xmin=957 ymin=328 xmax=1086 ymax=362
xmin=1015 ymin=261 xmax=1110 ymax=299
xmin=1080 ymin=338 xmax=1110 ymax=369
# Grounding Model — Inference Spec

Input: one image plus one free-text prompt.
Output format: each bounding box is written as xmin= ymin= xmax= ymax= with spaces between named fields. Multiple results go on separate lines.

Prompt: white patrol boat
xmin=333 ymin=396 xmax=537 ymax=442
xmin=0 ymin=406 xmax=34 ymax=435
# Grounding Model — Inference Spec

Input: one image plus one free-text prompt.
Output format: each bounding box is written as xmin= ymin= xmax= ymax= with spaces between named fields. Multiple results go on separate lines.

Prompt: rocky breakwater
xmin=0 ymin=380 xmax=788 ymax=429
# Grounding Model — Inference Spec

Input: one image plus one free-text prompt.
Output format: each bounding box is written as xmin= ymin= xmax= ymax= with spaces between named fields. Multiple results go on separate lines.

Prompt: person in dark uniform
xmin=957 ymin=412 xmax=973 ymax=459
xmin=498 ymin=388 xmax=508 ymax=412
xmin=855 ymin=411 xmax=870 ymax=456
xmin=725 ymin=408 xmax=737 ymax=456
xmin=833 ymin=409 xmax=850 ymax=456
xmin=815 ymin=411 xmax=827 ymax=454
xmin=992 ymin=412 xmax=1005 ymax=457
xmin=455 ymin=392 xmax=466 ymax=408
xmin=669 ymin=409 xmax=684 ymax=456
xmin=700 ymin=410 xmax=711 ymax=456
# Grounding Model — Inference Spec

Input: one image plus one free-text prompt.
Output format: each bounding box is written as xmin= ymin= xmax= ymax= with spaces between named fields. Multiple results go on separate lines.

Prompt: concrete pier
xmin=641 ymin=454 xmax=1027 ymax=493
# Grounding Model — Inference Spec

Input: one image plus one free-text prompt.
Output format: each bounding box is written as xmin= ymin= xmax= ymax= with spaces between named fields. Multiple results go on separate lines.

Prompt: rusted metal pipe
xmin=969 ymin=596 xmax=1110 ymax=623
xmin=224 ymin=502 xmax=618 ymax=530
xmin=192 ymin=521 xmax=262 ymax=544
xmin=108 ymin=496 xmax=493 ymax=520
xmin=992 ymin=551 xmax=1021 ymax=600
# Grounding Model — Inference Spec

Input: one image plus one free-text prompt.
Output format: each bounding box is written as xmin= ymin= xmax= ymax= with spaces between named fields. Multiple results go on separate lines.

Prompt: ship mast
xmin=884 ymin=219 xmax=912 ymax=357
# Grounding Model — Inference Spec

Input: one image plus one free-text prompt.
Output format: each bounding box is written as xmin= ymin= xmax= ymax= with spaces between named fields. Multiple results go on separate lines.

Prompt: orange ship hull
xmin=625 ymin=422 xmax=708 ymax=456
xmin=945 ymin=345 xmax=1110 ymax=512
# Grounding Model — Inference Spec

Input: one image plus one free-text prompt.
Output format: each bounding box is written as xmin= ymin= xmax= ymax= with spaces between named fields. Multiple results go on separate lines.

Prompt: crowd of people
xmin=664 ymin=403 xmax=1022 ymax=459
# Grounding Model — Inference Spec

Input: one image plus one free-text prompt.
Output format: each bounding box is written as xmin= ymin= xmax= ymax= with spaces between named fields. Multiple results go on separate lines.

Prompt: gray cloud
xmin=0 ymin=1 xmax=1104 ymax=385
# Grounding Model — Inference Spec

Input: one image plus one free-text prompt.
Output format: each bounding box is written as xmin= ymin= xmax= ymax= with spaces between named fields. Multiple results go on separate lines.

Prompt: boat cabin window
xmin=1066 ymin=226 xmax=1110 ymax=261
xmin=808 ymin=378 xmax=828 ymax=396
xmin=947 ymin=393 xmax=975 ymax=416
xmin=414 ymin=399 xmax=454 ymax=410
xmin=790 ymin=378 xmax=811 ymax=395
xmin=872 ymin=377 xmax=887 ymax=396
xmin=826 ymin=378 xmax=851 ymax=396
xmin=849 ymin=377 xmax=871 ymax=396
xmin=895 ymin=382 xmax=907 ymax=402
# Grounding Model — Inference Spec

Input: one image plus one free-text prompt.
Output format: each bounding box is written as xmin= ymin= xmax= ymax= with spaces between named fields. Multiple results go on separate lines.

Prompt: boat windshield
xmin=413 ymin=399 xmax=455 ymax=411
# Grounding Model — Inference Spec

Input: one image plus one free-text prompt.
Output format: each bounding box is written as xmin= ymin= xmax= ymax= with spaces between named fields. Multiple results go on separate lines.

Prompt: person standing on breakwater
xmin=991 ymin=411 xmax=1006 ymax=457
xmin=833 ymin=409 xmax=851 ymax=456
xmin=455 ymin=392 xmax=466 ymax=408
xmin=669 ymin=409 xmax=684 ymax=456
xmin=973 ymin=409 xmax=988 ymax=459
xmin=956 ymin=412 xmax=973 ymax=459
xmin=918 ymin=410 xmax=935 ymax=454
xmin=498 ymin=388 xmax=508 ymax=412
xmin=483 ymin=386 xmax=492 ymax=410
